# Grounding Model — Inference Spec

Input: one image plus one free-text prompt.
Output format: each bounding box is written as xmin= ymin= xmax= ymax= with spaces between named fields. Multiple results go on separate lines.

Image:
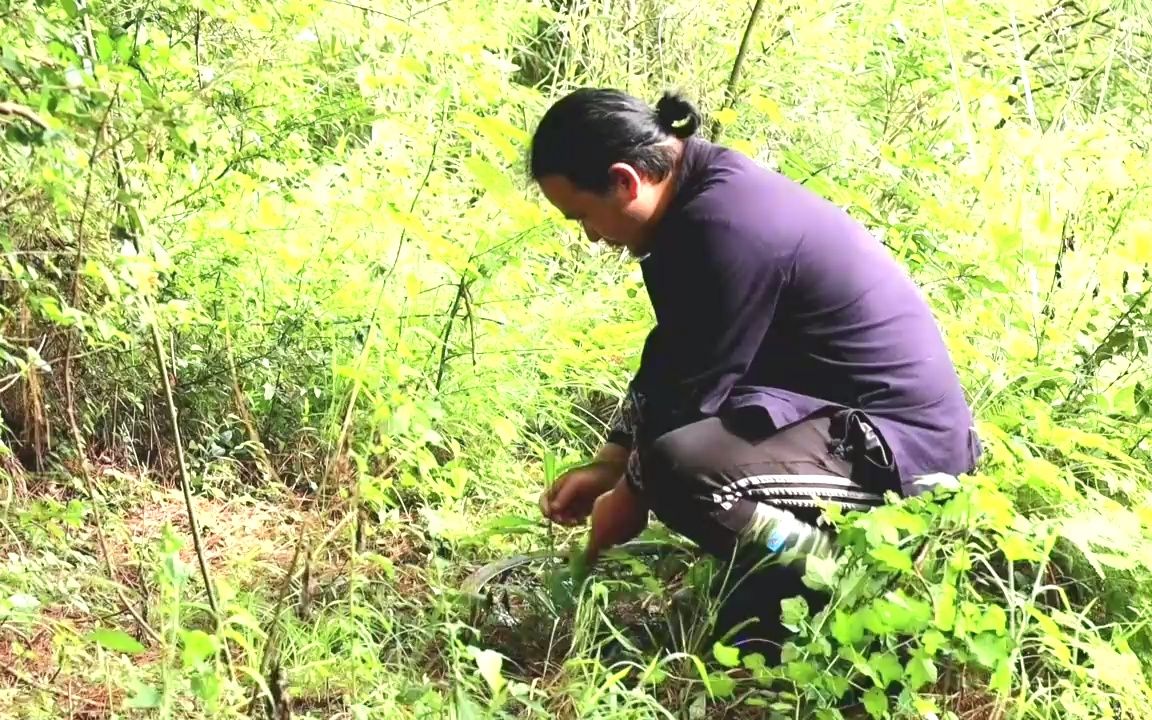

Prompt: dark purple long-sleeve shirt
xmin=611 ymin=137 xmax=981 ymax=497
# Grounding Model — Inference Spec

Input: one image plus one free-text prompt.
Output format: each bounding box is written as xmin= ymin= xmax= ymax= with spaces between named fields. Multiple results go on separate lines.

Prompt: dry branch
xmin=0 ymin=101 xmax=47 ymax=130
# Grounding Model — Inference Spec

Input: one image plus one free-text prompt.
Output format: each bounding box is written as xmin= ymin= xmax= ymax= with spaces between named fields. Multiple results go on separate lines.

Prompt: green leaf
xmin=180 ymin=629 xmax=217 ymax=668
xmin=869 ymin=544 xmax=913 ymax=573
xmin=712 ymin=641 xmax=741 ymax=668
xmin=741 ymin=652 xmax=766 ymax=672
xmin=464 ymin=156 xmax=514 ymax=198
xmin=804 ymin=553 xmax=838 ymax=590
xmin=832 ymin=609 xmax=866 ymax=645
xmin=96 ymin=33 xmax=114 ymax=62
xmin=126 ymin=682 xmax=162 ymax=709
xmin=785 ymin=660 xmax=818 ymax=684
xmin=191 ymin=673 xmax=221 ymax=708
xmin=905 ymin=653 xmax=938 ymax=690
xmin=990 ymin=657 xmax=1013 ymax=695
xmin=491 ymin=416 xmax=518 ymax=445
xmin=922 ymin=629 xmax=946 ymax=655
xmin=934 ymin=581 xmax=957 ymax=632
xmin=713 ymin=107 xmax=738 ymax=126
xmin=997 ymin=531 xmax=1041 ymax=561
xmin=862 ymin=687 xmax=888 ymax=718
xmin=869 ymin=652 xmax=903 ymax=687
xmin=969 ymin=632 xmax=1011 ymax=668
xmin=469 ymin=647 xmax=504 ymax=695
xmin=59 ymin=0 xmax=79 ymax=18
xmin=970 ymin=603 xmax=1008 ymax=635
xmin=116 ymin=33 xmax=134 ymax=62
xmin=454 ymin=686 xmax=484 ymax=720
xmin=708 ymin=672 xmax=736 ymax=698
xmin=780 ymin=596 xmax=809 ymax=630
xmin=88 ymin=628 xmax=145 ymax=654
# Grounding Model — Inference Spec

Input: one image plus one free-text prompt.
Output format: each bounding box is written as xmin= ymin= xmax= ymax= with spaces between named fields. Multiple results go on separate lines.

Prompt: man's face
xmin=537 ymin=168 xmax=652 ymax=256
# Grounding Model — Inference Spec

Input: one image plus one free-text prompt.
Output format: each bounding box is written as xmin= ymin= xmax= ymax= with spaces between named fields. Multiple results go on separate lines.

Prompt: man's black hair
xmin=529 ymin=88 xmax=701 ymax=193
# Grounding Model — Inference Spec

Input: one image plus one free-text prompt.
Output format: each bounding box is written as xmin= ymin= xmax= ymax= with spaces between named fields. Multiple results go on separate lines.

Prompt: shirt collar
xmin=640 ymin=136 xmax=712 ymax=259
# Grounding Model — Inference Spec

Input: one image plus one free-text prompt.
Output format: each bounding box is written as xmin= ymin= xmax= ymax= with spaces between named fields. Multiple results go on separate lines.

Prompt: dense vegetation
xmin=2 ymin=0 xmax=1150 ymax=717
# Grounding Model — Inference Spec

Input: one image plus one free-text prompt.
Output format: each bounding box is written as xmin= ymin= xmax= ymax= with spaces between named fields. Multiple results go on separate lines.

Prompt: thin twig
xmin=375 ymin=102 xmax=448 ymax=291
xmin=53 ymin=87 xmax=160 ymax=647
xmin=148 ymin=317 xmax=219 ymax=617
xmin=62 ymin=87 xmax=117 ymax=418
xmin=710 ymin=0 xmax=767 ymax=142
xmin=224 ymin=323 xmax=281 ymax=486
xmin=434 ymin=277 xmax=469 ymax=390
xmin=320 ymin=0 xmax=405 ymax=21
xmin=0 ymin=102 xmax=47 ymax=130
xmin=77 ymin=0 xmax=138 ymax=249
xmin=1009 ymin=6 xmax=1039 ymax=126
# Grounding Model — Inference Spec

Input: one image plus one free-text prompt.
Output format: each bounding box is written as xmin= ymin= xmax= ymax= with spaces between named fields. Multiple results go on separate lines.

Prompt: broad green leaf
xmin=191 ymin=672 xmax=221 ymax=708
xmin=869 ymin=652 xmax=903 ymax=687
xmin=804 ymin=553 xmax=838 ymax=590
xmin=906 ymin=653 xmax=938 ymax=690
xmin=970 ymin=603 xmax=1008 ymax=635
xmin=1026 ymin=607 xmax=1072 ymax=664
xmin=126 ymin=682 xmax=162 ymax=709
xmin=862 ymin=687 xmax=888 ymax=718
xmin=785 ymin=661 xmax=818 ymax=684
xmin=869 ymin=544 xmax=913 ymax=573
xmin=59 ymin=0 xmax=79 ymax=18
xmin=997 ymin=531 xmax=1041 ymax=562
xmin=88 ymin=628 xmax=146 ymax=654
xmin=96 ymin=33 xmax=114 ymax=62
xmin=741 ymin=652 xmax=766 ymax=672
xmin=469 ymin=647 xmax=504 ymax=695
xmin=454 ymin=686 xmax=484 ymax=720
xmin=248 ymin=11 xmax=273 ymax=32
xmin=780 ymin=596 xmax=809 ymax=630
xmin=990 ymin=658 xmax=1013 ymax=695
xmin=180 ymin=629 xmax=218 ymax=668
xmin=712 ymin=641 xmax=740 ymax=668
xmin=747 ymin=93 xmax=785 ymax=124
xmin=491 ymin=416 xmax=518 ymax=445
xmin=969 ymin=632 xmax=1011 ymax=668
xmin=708 ymin=672 xmax=736 ymax=698
xmin=831 ymin=609 xmax=866 ymax=645
xmin=922 ymin=629 xmax=946 ymax=655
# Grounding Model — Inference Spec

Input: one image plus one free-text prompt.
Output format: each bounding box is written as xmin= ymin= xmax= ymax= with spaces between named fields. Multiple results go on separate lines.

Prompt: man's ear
xmin=607 ymin=163 xmax=642 ymax=201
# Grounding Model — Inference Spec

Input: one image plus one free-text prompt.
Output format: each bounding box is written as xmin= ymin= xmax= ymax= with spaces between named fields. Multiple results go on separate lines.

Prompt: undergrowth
xmin=1 ymin=0 xmax=1150 ymax=718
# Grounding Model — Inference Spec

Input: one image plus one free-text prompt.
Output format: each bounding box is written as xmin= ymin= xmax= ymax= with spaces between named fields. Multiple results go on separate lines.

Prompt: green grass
xmin=1 ymin=0 xmax=1151 ymax=717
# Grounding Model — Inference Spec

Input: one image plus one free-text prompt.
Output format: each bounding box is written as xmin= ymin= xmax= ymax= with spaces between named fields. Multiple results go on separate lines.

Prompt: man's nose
xmin=583 ymin=222 xmax=602 ymax=243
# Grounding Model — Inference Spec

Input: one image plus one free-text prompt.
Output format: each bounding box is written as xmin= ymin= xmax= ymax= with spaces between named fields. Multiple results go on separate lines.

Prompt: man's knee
xmin=635 ymin=419 xmax=737 ymax=555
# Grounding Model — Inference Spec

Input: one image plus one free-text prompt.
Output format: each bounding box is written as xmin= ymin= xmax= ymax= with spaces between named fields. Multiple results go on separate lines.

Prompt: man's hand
xmin=539 ymin=458 xmax=623 ymax=526
xmin=586 ymin=479 xmax=648 ymax=565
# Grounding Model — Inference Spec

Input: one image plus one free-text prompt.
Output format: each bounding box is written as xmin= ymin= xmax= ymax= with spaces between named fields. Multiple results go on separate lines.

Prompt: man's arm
xmin=629 ymin=216 xmax=789 ymax=471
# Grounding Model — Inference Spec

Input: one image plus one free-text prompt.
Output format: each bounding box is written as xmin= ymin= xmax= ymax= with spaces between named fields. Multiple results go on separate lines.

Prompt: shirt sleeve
xmin=630 ymin=215 xmax=790 ymax=449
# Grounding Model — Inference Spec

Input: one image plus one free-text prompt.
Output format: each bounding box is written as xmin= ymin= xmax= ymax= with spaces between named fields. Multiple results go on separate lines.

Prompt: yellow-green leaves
xmin=88 ymin=628 xmax=146 ymax=655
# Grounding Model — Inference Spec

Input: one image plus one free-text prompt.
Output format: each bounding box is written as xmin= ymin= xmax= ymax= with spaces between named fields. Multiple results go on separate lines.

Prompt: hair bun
xmin=655 ymin=91 xmax=701 ymax=139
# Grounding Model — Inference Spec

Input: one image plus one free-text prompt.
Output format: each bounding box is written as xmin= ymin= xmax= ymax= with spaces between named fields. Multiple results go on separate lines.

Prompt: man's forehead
xmin=539 ymin=176 xmax=588 ymax=215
